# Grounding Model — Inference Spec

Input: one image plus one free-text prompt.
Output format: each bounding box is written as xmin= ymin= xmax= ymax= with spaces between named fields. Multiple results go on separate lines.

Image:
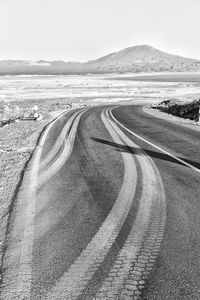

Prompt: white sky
xmin=0 ymin=0 xmax=200 ymax=61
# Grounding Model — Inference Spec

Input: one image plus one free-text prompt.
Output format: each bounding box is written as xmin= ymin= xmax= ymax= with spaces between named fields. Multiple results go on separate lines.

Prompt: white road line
xmin=38 ymin=109 xmax=87 ymax=188
xmin=44 ymin=108 xmax=138 ymax=300
xmin=39 ymin=109 xmax=84 ymax=171
xmin=110 ymin=108 xmax=200 ymax=174
xmin=1 ymin=110 xmax=70 ymax=300
xmin=95 ymin=108 xmax=166 ymax=299
xmin=40 ymin=109 xmax=74 ymax=148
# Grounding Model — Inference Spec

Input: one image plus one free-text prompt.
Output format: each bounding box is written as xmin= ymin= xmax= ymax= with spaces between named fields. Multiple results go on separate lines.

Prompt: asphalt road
xmin=112 ymin=106 xmax=200 ymax=300
xmin=1 ymin=105 xmax=200 ymax=300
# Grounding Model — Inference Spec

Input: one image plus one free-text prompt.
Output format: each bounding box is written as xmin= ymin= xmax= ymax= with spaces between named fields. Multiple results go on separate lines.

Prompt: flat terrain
xmin=1 ymin=105 xmax=200 ymax=299
xmin=114 ymin=73 xmax=200 ymax=82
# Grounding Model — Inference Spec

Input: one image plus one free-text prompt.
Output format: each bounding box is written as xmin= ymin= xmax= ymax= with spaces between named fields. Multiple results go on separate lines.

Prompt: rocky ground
xmin=151 ymin=98 xmax=200 ymax=123
xmin=144 ymin=99 xmax=200 ymax=133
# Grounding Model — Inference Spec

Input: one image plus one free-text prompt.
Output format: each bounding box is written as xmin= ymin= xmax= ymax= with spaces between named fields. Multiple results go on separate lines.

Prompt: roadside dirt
xmin=0 ymin=118 xmax=50 ymax=279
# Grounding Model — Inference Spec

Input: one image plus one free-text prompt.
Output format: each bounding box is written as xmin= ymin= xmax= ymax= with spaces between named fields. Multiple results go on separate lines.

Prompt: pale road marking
xmin=44 ymin=108 xmax=138 ymax=300
xmin=40 ymin=109 xmax=83 ymax=171
xmin=1 ymin=110 xmax=71 ymax=300
xmin=111 ymin=107 xmax=200 ymax=174
xmin=38 ymin=109 xmax=87 ymax=188
xmin=95 ymin=108 xmax=166 ymax=299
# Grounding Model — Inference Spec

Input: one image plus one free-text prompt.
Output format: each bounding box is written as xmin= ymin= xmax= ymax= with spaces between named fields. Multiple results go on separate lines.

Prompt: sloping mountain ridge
xmin=0 ymin=45 xmax=200 ymax=75
xmin=88 ymin=45 xmax=195 ymax=64
xmin=85 ymin=45 xmax=200 ymax=73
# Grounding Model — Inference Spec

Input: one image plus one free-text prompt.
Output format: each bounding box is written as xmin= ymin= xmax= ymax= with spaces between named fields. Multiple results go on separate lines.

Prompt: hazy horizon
xmin=1 ymin=0 xmax=200 ymax=61
xmin=0 ymin=44 xmax=200 ymax=63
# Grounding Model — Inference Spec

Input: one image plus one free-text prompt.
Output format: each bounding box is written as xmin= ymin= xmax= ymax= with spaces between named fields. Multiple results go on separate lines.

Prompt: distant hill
xmin=1 ymin=45 xmax=200 ymax=75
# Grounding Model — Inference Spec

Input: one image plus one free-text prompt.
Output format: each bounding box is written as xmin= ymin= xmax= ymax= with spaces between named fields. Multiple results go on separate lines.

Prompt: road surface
xmin=1 ymin=105 xmax=200 ymax=299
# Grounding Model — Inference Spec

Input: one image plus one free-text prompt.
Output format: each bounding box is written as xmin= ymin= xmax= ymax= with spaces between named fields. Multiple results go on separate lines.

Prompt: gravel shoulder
xmin=0 ymin=112 xmax=64 ymax=279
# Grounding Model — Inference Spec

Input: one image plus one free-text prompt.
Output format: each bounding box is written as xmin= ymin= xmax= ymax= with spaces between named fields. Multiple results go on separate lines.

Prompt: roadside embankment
xmin=144 ymin=98 xmax=200 ymax=132
xmin=150 ymin=98 xmax=200 ymax=122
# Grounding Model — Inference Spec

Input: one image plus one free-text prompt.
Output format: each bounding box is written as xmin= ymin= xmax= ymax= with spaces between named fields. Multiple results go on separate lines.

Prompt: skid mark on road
xmin=94 ymin=108 xmax=166 ymax=299
xmin=111 ymin=108 xmax=200 ymax=175
xmin=38 ymin=109 xmax=87 ymax=188
xmin=44 ymin=108 xmax=138 ymax=299
xmin=1 ymin=106 xmax=167 ymax=300
xmin=39 ymin=109 xmax=83 ymax=172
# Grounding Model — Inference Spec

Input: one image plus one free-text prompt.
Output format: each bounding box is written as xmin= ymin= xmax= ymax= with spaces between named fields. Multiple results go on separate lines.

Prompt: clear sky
xmin=0 ymin=0 xmax=200 ymax=61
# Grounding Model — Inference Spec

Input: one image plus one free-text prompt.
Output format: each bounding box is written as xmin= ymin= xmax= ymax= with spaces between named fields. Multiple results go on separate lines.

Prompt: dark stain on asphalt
xmin=91 ymin=137 xmax=200 ymax=170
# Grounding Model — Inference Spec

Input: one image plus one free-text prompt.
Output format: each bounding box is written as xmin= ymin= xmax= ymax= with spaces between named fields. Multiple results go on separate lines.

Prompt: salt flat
xmin=0 ymin=73 xmax=200 ymax=105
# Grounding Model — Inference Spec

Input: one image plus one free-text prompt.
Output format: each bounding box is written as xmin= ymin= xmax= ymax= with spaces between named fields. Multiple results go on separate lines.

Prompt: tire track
xmin=38 ymin=109 xmax=87 ymax=188
xmin=94 ymin=108 xmax=166 ymax=300
xmin=39 ymin=109 xmax=83 ymax=172
xmin=44 ymin=108 xmax=138 ymax=300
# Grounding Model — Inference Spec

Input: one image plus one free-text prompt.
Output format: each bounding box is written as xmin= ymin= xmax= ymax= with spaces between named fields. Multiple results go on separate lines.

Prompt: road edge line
xmin=110 ymin=107 xmax=200 ymax=174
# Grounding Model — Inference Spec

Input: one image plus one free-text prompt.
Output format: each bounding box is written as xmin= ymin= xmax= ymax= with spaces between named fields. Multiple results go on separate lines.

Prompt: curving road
xmin=1 ymin=105 xmax=200 ymax=299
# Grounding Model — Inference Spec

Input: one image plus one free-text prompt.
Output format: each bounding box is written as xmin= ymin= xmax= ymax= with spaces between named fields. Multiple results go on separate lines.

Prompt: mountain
xmin=84 ymin=45 xmax=200 ymax=73
xmin=0 ymin=45 xmax=200 ymax=75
